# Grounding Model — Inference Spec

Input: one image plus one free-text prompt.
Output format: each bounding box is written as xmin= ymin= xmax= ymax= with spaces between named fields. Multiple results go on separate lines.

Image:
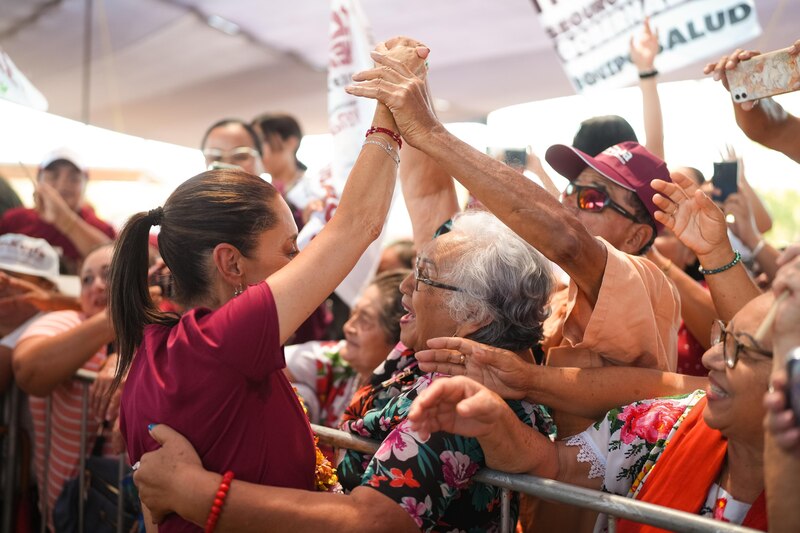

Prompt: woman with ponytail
xmin=113 ymin=68 xmax=411 ymax=529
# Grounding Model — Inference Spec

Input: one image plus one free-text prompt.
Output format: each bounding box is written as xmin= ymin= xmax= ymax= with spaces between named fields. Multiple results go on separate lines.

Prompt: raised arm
xmin=723 ymin=193 xmax=780 ymax=282
xmin=646 ymin=246 xmax=716 ymax=348
xmin=12 ymin=310 xmax=114 ymax=396
xmin=399 ymin=140 xmax=460 ymax=251
xmin=631 ymin=17 xmax=664 ymax=160
xmin=415 ymin=337 xmax=706 ymax=420
xmin=268 ymin=42 xmax=429 ymax=344
xmin=347 ymin=51 xmax=609 ymax=305
xmin=651 ymin=172 xmax=760 ymax=321
xmin=703 ymin=41 xmax=800 ymax=163
xmin=35 ymin=181 xmax=112 ymax=257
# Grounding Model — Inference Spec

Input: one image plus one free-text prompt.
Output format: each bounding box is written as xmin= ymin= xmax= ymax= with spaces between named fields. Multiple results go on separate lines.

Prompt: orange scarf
xmin=616 ymin=396 xmax=767 ymax=533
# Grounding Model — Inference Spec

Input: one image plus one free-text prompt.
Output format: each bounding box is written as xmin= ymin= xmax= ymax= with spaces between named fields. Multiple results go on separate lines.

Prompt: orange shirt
xmin=543 ymin=238 xmax=680 ymax=372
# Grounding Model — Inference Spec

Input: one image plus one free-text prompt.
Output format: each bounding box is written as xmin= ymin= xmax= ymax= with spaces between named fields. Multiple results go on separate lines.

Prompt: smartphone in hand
xmin=503 ymin=149 xmax=527 ymax=171
xmin=728 ymin=47 xmax=800 ymax=103
xmin=712 ymin=161 xmax=738 ymax=202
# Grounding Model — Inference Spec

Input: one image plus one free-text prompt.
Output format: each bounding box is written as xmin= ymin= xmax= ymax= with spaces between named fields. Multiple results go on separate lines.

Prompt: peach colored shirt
xmin=542 ymin=238 xmax=680 ymax=372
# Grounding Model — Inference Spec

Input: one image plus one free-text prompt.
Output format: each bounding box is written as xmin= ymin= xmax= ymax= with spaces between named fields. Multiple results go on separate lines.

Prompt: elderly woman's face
xmin=701 ymin=293 xmax=773 ymax=443
xmin=342 ymin=284 xmax=395 ymax=377
xmin=398 ymin=236 xmax=464 ymax=353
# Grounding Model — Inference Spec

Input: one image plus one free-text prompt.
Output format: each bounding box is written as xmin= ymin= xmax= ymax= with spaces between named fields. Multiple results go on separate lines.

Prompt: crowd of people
xmin=0 ymin=25 xmax=798 ymax=533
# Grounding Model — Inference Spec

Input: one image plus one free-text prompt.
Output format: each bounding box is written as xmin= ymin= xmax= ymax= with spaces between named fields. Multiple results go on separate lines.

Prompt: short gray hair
xmin=440 ymin=210 xmax=554 ymax=352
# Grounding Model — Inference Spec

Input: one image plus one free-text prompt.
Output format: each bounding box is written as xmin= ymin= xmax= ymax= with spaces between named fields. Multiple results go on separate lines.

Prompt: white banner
xmin=0 ymin=49 xmax=47 ymax=111
xmin=301 ymin=0 xmax=386 ymax=307
xmin=533 ymin=0 xmax=762 ymax=92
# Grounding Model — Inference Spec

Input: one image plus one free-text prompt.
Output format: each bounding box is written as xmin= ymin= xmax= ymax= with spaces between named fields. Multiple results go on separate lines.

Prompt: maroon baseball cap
xmin=545 ymin=141 xmax=671 ymax=233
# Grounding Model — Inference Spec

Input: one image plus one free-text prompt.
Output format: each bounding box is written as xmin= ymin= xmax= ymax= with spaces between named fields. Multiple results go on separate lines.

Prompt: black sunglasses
xmin=564 ymin=182 xmax=640 ymax=223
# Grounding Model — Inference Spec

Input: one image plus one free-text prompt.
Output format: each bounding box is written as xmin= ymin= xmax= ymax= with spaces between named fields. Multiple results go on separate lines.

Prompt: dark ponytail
xmin=110 ymin=168 xmax=280 ymax=389
xmin=109 ymin=212 xmax=177 ymax=390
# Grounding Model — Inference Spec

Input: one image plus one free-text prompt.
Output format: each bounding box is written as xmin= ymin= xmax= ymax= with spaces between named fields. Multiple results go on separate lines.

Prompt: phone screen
xmin=503 ymin=149 xmax=527 ymax=170
xmin=712 ymin=162 xmax=738 ymax=202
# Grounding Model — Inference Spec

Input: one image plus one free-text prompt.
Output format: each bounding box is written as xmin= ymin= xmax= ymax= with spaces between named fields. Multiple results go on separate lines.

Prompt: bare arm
xmin=399 ymin=143 xmax=460 ymax=251
xmin=524 ymin=150 xmax=562 ymax=199
xmin=35 ymin=182 xmax=112 ymax=258
xmin=652 ymin=172 xmax=760 ymax=322
xmin=408 ymin=376 xmax=598 ymax=488
xmin=347 ymin=52 xmax=608 ymax=305
xmin=647 ymin=247 xmax=716 ymax=348
xmin=134 ymin=425 xmax=418 ymax=533
xmin=12 ymin=310 xmax=114 ymax=396
xmin=631 ymin=17 xmax=664 ymax=160
xmin=704 ymin=42 xmax=800 ymax=163
xmin=723 ymin=193 xmax=780 ymax=282
xmin=416 ymin=337 xmax=706 ymax=420
xmin=732 ymin=97 xmax=800 ymax=164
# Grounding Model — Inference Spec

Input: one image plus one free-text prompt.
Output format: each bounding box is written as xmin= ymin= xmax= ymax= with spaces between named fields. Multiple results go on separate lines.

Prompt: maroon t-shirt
xmin=0 ymin=206 xmax=115 ymax=263
xmin=120 ymin=282 xmax=316 ymax=532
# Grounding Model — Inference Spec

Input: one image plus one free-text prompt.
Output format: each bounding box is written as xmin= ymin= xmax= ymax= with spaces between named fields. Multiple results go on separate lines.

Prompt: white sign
xmin=0 ymin=49 xmax=47 ymax=111
xmin=296 ymin=0 xmax=384 ymax=307
xmin=532 ymin=0 xmax=762 ymax=92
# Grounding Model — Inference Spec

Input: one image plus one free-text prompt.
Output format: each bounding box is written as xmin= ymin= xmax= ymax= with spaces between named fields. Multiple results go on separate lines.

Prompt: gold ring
xmin=459 ymin=354 xmax=466 ymax=365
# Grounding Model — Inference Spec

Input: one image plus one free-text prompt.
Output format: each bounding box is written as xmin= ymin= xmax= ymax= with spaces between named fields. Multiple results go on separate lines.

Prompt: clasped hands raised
xmin=346 ymin=37 xmax=438 ymax=147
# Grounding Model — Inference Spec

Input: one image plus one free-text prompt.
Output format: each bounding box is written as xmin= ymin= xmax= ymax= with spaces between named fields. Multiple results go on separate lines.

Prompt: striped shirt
xmin=18 ymin=310 xmax=112 ymax=529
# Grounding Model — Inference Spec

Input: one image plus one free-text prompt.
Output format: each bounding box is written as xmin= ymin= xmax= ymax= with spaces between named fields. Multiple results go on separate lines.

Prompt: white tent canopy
xmin=1 ymin=0 xmax=798 ymax=148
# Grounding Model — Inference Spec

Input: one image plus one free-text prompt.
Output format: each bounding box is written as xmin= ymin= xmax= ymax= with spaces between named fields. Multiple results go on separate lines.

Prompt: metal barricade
xmin=0 ymin=369 xmax=126 ymax=533
xmin=1 ymin=372 xmax=766 ymax=533
xmin=310 ymin=424 xmax=762 ymax=533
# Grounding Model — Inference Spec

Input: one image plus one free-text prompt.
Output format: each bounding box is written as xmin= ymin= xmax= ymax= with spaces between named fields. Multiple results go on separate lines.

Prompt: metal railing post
xmin=1 ymin=385 xmax=20 ymax=533
xmin=117 ymin=453 xmax=124 ymax=533
xmin=500 ymin=487 xmax=511 ymax=533
xmin=78 ymin=383 xmax=89 ymax=533
xmin=40 ymin=397 xmax=52 ymax=533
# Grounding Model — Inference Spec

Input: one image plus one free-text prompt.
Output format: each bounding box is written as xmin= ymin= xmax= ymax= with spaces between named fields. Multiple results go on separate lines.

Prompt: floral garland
xmin=294 ymin=387 xmax=341 ymax=492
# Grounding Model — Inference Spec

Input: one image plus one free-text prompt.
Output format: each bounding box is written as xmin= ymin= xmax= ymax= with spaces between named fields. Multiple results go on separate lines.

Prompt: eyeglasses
xmin=710 ymin=319 xmax=772 ymax=369
xmin=414 ymin=256 xmax=463 ymax=293
xmin=564 ymin=182 xmax=640 ymax=223
xmin=202 ymin=146 xmax=260 ymax=167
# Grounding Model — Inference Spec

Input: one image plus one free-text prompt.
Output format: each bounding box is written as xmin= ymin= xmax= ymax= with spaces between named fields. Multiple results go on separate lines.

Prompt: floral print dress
xmin=566 ymin=390 xmax=754 ymax=532
xmin=338 ymin=344 xmax=555 ymax=532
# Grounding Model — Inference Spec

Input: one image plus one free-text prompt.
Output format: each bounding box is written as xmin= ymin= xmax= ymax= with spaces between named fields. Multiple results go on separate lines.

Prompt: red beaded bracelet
xmin=204 ymin=470 xmax=234 ymax=533
xmin=366 ymin=126 xmax=402 ymax=149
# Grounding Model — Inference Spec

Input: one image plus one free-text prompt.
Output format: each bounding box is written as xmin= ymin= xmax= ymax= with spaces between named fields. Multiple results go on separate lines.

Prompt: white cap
xmin=0 ymin=234 xmax=62 ymax=287
xmin=39 ymin=147 xmax=88 ymax=175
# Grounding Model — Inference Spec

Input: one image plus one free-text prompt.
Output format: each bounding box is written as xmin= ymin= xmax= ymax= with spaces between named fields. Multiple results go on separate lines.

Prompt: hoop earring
xmin=233 ymin=284 xmax=244 ymax=297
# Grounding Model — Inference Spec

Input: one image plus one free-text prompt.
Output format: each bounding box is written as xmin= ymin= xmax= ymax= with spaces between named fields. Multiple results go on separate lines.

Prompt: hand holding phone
xmin=502 ymin=149 xmax=527 ymax=171
xmin=728 ymin=47 xmax=800 ymax=103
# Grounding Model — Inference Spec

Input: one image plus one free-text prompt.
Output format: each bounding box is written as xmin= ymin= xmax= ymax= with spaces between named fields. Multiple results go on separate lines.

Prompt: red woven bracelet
xmin=204 ymin=470 xmax=234 ymax=533
xmin=366 ymin=126 xmax=402 ymax=149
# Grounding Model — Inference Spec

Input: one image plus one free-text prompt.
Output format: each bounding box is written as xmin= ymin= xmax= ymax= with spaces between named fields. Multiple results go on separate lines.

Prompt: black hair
xmin=201 ymin=119 xmax=263 ymax=157
xmin=251 ymin=113 xmax=306 ymax=170
xmin=573 ymin=115 xmax=638 ymax=156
